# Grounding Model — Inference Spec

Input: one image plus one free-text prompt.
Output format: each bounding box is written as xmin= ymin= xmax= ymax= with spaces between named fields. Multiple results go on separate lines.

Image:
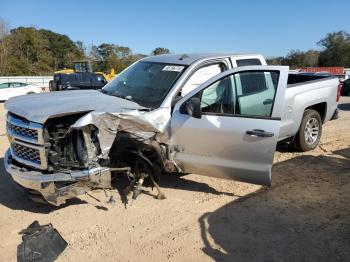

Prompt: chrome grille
xmin=12 ymin=143 xmax=41 ymax=165
xmin=6 ymin=114 xmax=44 ymax=144
xmin=7 ymin=113 xmax=47 ymax=170
xmin=7 ymin=122 xmax=38 ymax=140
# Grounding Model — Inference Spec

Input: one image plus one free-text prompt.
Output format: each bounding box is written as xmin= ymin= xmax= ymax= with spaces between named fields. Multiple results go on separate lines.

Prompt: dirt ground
xmin=0 ymin=97 xmax=349 ymax=262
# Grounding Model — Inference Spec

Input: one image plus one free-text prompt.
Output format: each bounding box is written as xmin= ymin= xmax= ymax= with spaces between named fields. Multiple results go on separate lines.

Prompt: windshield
xmin=102 ymin=61 xmax=186 ymax=108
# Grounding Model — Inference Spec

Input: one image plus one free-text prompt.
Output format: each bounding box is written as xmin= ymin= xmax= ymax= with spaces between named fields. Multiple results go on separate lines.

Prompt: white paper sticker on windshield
xmin=162 ymin=65 xmax=184 ymax=72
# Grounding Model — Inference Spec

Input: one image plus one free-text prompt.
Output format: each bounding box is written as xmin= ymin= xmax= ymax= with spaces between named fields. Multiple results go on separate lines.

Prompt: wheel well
xmin=305 ymin=102 xmax=327 ymax=122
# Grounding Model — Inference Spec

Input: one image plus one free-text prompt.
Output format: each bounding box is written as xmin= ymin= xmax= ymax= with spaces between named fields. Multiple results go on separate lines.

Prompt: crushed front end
xmin=4 ymin=109 xmax=174 ymax=206
xmin=5 ymin=113 xmax=113 ymax=206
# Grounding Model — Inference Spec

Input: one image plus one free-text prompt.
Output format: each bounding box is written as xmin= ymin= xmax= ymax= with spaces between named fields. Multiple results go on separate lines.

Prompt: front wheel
xmin=294 ymin=109 xmax=322 ymax=152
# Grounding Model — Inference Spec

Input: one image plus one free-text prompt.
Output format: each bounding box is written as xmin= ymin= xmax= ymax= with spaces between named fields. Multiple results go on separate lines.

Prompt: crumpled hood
xmin=5 ymin=90 xmax=146 ymax=124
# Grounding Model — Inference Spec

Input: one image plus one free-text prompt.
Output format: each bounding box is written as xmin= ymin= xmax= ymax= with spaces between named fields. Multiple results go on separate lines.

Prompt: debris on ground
xmin=17 ymin=220 xmax=67 ymax=262
xmin=107 ymin=195 xmax=116 ymax=206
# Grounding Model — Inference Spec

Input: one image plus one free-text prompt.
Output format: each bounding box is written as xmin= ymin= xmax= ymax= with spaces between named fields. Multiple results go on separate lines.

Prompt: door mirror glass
xmin=180 ymin=97 xmax=202 ymax=119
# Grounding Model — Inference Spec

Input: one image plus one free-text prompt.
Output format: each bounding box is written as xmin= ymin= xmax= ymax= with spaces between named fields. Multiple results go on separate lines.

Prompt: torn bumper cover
xmin=4 ymin=106 xmax=172 ymax=205
xmin=4 ymin=149 xmax=111 ymax=206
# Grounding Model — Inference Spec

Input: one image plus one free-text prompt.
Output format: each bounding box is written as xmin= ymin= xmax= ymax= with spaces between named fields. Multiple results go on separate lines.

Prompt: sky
xmin=1 ymin=0 xmax=349 ymax=58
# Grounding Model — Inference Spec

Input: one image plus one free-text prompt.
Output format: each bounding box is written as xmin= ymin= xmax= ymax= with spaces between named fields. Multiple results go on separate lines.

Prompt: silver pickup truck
xmin=4 ymin=53 xmax=340 ymax=205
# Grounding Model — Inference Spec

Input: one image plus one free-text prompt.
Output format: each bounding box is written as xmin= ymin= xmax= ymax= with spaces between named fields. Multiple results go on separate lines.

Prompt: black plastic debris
xmin=107 ymin=195 xmax=116 ymax=206
xmin=17 ymin=220 xmax=67 ymax=262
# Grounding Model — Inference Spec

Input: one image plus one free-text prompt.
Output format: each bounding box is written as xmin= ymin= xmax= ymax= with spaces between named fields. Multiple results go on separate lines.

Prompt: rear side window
xmin=234 ymin=71 xmax=279 ymax=117
xmin=12 ymin=83 xmax=27 ymax=88
xmin=0 ymin=83 xmax=9 ymax=89
xmin=61 ymin=74 xmax=77 ymax=84
xmin=76 ymin=73 xmax=90 ymax=84
xmin=236 ymin=59 xmax=262 ymax=67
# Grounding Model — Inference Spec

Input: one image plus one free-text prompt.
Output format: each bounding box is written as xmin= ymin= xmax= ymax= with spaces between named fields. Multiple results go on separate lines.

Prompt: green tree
xmin=5 ymin=27 xmax=53 ymax=74
xmin=39 ymin=29 xmax=85 ymax=70
xmin=92 ymin=43 xmax=137 ymax=73
xmin=318 ymin=31 xmax=350 ymax=67
xmin=151 ymin=47 xmax=170 ymax=56
xmin=0 ymin=26 xmax=85 ymax=75
xmin=267 ymin=50 xmax=319 ymax=69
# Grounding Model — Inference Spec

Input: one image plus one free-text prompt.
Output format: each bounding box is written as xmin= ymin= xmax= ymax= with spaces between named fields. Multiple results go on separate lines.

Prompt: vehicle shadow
xmin=198 ymin=148 xmax=350 ymax=262
xmin=338 ymin=103 xmax=350 ymax=111
xmin=0 ymin=158 xmax=87 ymax=214
xmin=110 ymin=171 xmax=238 ymax=207
xmin=276 ymin=141 xmax=298 ymax=153
xmin=160 ymin=173 xmax=237 ymax=197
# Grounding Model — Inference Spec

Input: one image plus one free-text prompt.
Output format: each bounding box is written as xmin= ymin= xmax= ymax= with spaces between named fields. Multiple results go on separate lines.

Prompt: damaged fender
xmin=70 ymin=107 xmax=171 ymax=158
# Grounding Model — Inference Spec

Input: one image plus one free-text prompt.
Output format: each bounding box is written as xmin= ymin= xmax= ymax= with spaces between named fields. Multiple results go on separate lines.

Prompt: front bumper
xmin=4 ymin=149 xmax=111 ymax=206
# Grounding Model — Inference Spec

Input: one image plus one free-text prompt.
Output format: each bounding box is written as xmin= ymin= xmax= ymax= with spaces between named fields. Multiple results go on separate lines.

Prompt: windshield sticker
xmin=162 ymin=65 xmax=184 ymax=72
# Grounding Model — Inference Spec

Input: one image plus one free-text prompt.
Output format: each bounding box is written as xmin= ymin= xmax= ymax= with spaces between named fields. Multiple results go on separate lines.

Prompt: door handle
xmin=246 ymin=129 xmax=274 ymax=138
xmin=263 ymin=99 xmax=273 ymax=105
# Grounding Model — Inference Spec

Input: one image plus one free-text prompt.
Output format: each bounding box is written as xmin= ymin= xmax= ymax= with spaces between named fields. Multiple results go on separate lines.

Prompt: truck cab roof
xmin=141 ymin=53 xmax=265 ymax=65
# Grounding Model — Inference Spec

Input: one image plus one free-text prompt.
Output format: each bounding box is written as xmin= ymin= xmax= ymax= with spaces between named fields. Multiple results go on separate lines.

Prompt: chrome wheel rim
xmin=304 ymin=118 xmax=320 ymax=145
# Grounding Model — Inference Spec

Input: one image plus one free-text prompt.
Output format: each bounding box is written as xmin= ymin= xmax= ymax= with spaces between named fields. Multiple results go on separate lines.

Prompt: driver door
xmin=170 ymin=66 xmax=288 ymax=185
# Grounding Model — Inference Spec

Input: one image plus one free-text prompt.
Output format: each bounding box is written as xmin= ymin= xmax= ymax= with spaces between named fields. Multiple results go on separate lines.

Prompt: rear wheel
xmin=294 ymin=109 xmax=322 ymax=152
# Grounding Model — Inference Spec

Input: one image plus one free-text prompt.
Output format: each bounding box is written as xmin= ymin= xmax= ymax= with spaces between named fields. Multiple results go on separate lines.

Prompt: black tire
xmin=294 ymin=109 xmax=322 ymax=152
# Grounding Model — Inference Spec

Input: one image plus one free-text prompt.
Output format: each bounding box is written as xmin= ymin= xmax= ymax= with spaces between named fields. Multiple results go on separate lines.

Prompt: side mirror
xmin=180 ymin=97 xmax=202 ymax=119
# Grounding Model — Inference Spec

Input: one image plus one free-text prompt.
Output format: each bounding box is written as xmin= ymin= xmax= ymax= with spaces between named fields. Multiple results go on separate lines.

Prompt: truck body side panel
xmin=279 ymin=77 xmax=339 ymax=141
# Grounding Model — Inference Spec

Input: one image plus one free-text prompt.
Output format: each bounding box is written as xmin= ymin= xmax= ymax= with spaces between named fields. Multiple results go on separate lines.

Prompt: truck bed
xmin=279 ymin=74 xmax=339 ymax=141
xmin=287 ymin=73 xmax=332 ymax=86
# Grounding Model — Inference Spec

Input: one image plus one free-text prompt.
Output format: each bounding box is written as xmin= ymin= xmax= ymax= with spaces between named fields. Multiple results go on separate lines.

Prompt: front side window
xmin=181 ymin=63 xmax=225 ymax=96
xmin=103 ymin=61 xmax=186 ymax=108
xmin=199 ymin=71 xmax=279 ymax=117
xmin=201 ymin=76 xmax=232 ymax=114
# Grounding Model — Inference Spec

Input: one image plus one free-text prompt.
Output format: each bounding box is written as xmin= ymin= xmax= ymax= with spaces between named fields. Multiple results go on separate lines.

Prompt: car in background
xmin=341 ymin=78 xmax=350 ymax=96
xmin=0 ymin=82 xmax=45 ymax=101
xmin=49 ymin=72 xmax=107 ymax=91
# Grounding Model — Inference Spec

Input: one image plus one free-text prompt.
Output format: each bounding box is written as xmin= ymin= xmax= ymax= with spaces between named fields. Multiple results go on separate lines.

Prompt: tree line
xmin=0 ymin=20 xmax=170 ymax=76
xmin=0 ymin=18 xmax=349 ymax=76
xmin=267 ymin=31 xmax=350 ymax=69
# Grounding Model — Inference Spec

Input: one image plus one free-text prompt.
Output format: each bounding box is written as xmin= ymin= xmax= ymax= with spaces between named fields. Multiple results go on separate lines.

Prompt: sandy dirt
xmin=0 ymin=97 xmax=349 ymax=262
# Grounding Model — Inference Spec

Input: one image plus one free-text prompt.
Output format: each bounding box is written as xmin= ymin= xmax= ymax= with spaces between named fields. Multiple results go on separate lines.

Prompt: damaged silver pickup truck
xmin=4 ymin=53 xmax=340 ymax=205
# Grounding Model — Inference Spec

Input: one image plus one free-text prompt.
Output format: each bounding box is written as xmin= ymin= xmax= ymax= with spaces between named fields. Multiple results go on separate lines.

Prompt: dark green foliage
xmin=88 ymin=44 xmax=148 ymax=73
xmin=267 ymin=50 xmax=320 ymax=69
xmin=267 ymin=31 xmax=350 ymax=69
xmin=0 ymin=27 xmax=84 ymax=75
xmin=0 ymin=24 xmax=148 ymax=76
xmin=39 ymin=29 xmax=85 ymax=70
xmin=151 ymin=47 xmax=170 ymax=56
xmin=1 ymin=22 xmax=349 ymax=75
xmin=318 ymin=31 xmax=350 ymax=67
